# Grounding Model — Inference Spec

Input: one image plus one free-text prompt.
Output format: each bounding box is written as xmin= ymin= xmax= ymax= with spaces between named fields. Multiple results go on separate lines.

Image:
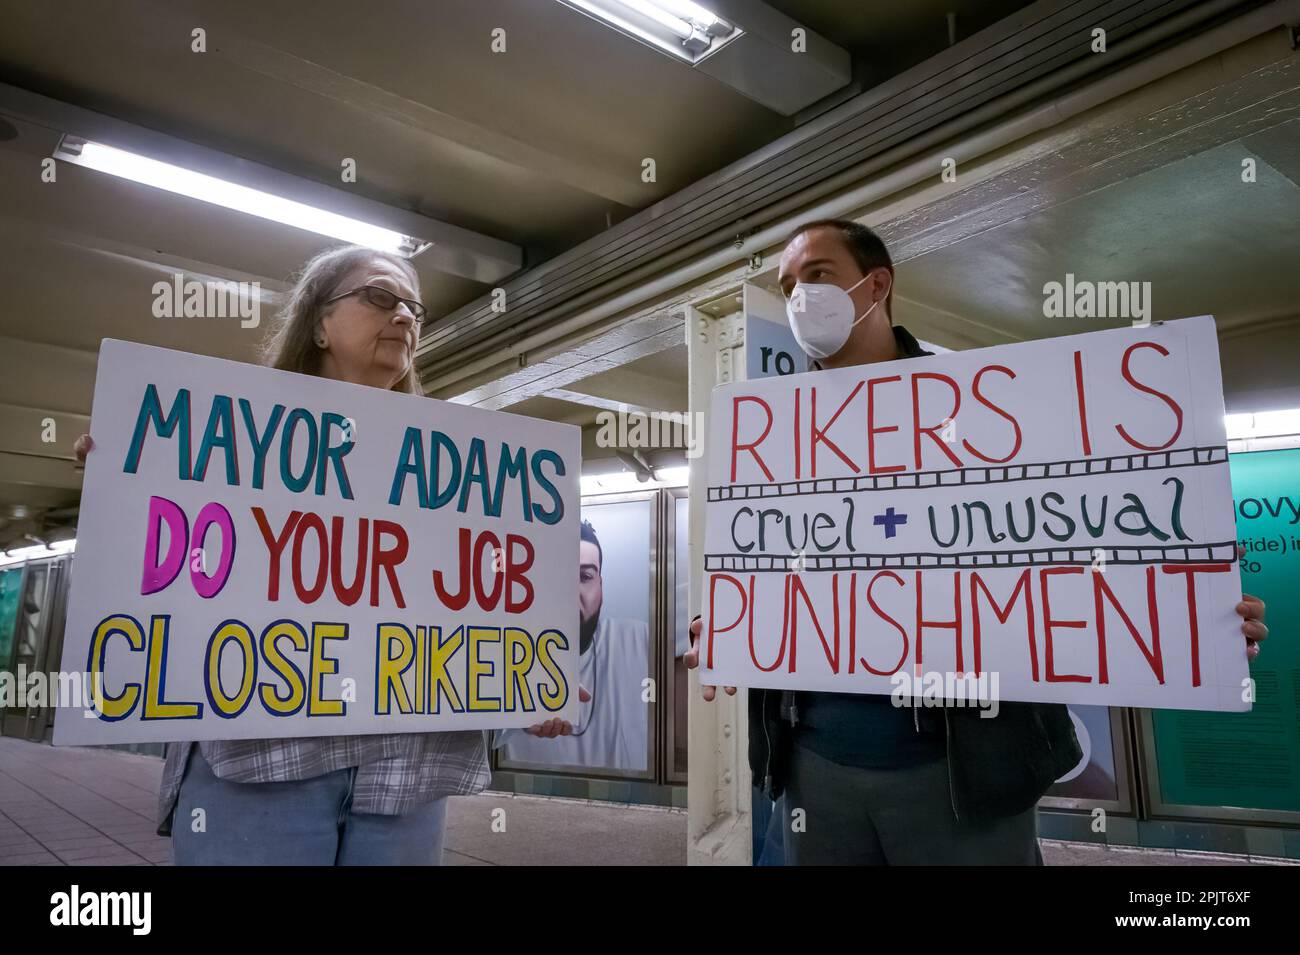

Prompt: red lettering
xmin=1073 ymin=351 xmax=1093 ymax=457
xmin=252 ymin=507 xmax=301 ymax=601
xmin=754 ymin=575 xmax=790 ymax=672
xmin=867 ymin=375 xmax=905 ymax=474
xmin=911 ymin=373 xmax=963 ymax=470
xmin=291 ymin=512 xmax=329 ymax=603
xmin=1092 ymin=566 xmax=1162 ymax=685
xmin=963 ymin=365 xmax=1022 ymax=464
xmin=789 ymin=574 xmax=840 ymax=673
xmin=915 ymin=570 xmax=963 ymax=673
xmin=1116 ymin=342 xmax=1184 ymax=451
xmin=1161 ymin=562 xmax=1232 ymax=687
xmin=811 ymin=383 xmax=863 ymax=477
xmin=1040 ymin=566 xmax=1089 ymax=683
xmin=432 ymin=527 xmax=471 ymax=610
xmin=793 ymin=387 xmax=801 ymax=480
xmin=504 ymin=534 xmax=535 ymax=613
xmin=329 ymin=515 xmax=368 ymax=606
xmin=859 ymin=571 xmax=908 ymax=675
xmin=969 ymin=569 xmax=1035 ymax=678
xmin=472 ymin=531 xmax=503 ymax=611
xmin=707 ymin=573 xmax=751 ymax=670
xmin=371 ymin=520 xmax=408 ymax=609
xmin=730 ymin=396 xmax=774 ymax=482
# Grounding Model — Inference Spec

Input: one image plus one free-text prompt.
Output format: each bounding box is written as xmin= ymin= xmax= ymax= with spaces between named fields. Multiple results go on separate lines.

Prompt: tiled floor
xmin=0 ymin=737 xmax=168 ymax=865
xmin=1 ymin=737 xmax=1291 ymax=866
xmin=1039 ymin=839 xmax=1293 ymax=866
xmin=0 ymin=736 xmax=685 ymax=866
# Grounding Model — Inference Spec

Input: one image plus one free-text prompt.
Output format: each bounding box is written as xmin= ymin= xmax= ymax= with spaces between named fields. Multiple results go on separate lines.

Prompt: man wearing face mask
xmin=772 ymin=218 xmax=1074 ymax=863
xmin=684 ymin=219 xmax=1075 ymax=864
xmin=687 ymin=218 xmax=1267 ymax=865
xmin=764 ymin=219 xmax=1076 ymax=864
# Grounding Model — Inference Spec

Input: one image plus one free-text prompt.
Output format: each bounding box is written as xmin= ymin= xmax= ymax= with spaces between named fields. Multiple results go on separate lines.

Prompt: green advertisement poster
xmin=1150 ymin=447 xmax=1300 ymax=814
xmin=0 ymin=565 xmax=23 ymax=670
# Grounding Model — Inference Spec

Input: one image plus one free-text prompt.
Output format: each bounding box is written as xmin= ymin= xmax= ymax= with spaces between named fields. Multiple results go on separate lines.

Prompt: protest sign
xmin=54 ymin=340 xmax=581 ymax=744
xmin=701 ymin=316 xmax=1249 ymax=711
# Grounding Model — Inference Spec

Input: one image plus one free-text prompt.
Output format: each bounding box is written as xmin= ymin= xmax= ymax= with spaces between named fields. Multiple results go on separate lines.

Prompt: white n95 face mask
xmin=785 ymin=271 xmax=889 ymax=361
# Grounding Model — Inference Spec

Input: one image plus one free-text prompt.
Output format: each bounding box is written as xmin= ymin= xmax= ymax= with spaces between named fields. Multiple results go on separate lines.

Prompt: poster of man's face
xmin=580 ymin=535 xmax=602 ymax=652
xmin=496 ymin=497 xmax=655 ymax=776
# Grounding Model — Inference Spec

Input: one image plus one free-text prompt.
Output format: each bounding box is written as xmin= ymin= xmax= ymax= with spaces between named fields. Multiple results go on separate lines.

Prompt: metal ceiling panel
xmin=418 ymin=0 xmax=1267 ymax=376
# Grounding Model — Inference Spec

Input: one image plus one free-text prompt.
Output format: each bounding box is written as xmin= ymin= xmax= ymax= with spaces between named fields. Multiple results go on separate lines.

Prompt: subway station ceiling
xmin=0 ymin=0 xmax=1296 ymax=553
xmin=0 ymin=0 xmax=1036 ymax=550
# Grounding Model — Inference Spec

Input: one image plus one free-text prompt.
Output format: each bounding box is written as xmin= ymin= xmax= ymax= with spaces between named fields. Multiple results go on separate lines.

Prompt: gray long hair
xmin=262 ymin=245 xmax=421 ymax=395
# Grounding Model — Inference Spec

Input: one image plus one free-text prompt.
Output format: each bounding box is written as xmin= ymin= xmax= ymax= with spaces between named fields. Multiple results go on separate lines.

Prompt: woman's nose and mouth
xmin=384 ymin=307 xmax=418 ymax=348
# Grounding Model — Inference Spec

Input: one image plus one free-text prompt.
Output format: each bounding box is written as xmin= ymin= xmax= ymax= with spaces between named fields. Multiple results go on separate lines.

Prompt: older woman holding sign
xmin=74 ymin=246 xmax=489 ymax=865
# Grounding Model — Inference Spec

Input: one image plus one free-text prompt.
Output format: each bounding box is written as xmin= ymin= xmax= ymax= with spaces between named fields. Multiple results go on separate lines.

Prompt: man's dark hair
xmin=786 ymin=218 xmax=894 ymax=313
xmin=580 ymin=519 xmax=602 ymax=571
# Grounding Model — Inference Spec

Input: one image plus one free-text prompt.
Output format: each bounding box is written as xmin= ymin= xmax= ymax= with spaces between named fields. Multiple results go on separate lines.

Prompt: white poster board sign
xmin=702 ymin=317 xmax=1249 ymax=711
xmin=54 ymin=340 xmax=581 ymax=744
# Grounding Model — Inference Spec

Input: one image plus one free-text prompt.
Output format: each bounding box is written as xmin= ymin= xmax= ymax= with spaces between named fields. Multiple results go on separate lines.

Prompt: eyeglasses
xmin=324 ymin=285 xmax=427 ymax=324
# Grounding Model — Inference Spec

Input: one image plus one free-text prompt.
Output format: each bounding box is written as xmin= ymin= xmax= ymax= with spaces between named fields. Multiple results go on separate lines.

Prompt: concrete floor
xmin=0 ymin=736 xmax=684 ymax=865
xmin=0 ymin=737 xmax=1289 ymax=866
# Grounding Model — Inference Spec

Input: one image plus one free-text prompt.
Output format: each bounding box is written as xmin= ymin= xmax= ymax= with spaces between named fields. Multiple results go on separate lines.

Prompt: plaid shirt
xmin=156 ymin=732 xmax=490 ymax=835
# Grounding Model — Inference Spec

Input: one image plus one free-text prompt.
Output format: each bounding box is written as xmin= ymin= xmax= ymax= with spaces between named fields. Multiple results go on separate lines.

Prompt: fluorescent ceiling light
xmin=581 ymin=465 xmax=689 ymax=496
xmin=53 ymin=138 xmax=430 ymax=257
xmin=652 ymin=0 xmax=722 ymax=26
xmin=622 ymin=0 xmax=693 ymax=36
xmin=655 ymin=465 xmax=690 ymax=486
xmin=0 ymin=538 xmax=76 ymax=569
xmin=1224 ymin=409 xmax=1300 ymax=440
xmin=557 ymin=0 xmax=740 ymax=62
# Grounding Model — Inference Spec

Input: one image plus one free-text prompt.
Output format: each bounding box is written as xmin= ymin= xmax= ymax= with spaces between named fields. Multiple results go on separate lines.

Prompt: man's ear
xmin=872 ymin=267 xmax=894 ymax=299
xmin=878 ymin=269 xmax=895 ymax=324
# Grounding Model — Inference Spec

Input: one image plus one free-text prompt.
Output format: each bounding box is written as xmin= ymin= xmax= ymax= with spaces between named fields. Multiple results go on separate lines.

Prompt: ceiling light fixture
xmin=580 ymin=466 xmax=689 ymax=496
xmin=0 ymin=538 xmax=76 ymax=569
xmin=557 ymin=0 xmax=739 ymax=62
xmin=52 ymin=137 xmax=430 ymax=257
xmin=1224 ymin=408 xmax=1300 ymax=440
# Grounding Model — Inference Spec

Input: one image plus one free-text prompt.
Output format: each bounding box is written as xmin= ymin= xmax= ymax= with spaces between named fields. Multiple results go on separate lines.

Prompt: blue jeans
xmin=171 ymin=748 xmax=447 ymax=865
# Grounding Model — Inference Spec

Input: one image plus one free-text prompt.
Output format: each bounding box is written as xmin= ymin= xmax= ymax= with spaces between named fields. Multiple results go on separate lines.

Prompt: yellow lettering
xmin=535 ymin=629 xmax=569 ymax=711
xmin=89 ymin=615 xmax=144 ymax=720
xmin=207 ymin=621 xmax=256 ymax=716
xmin=376 ymin=623 xmax=414 ymax=715
xmin=144 ymin=616 xmax=200 ymax=719
xmin=309 ymin=622 xmax=346 ymax=716
xmin=467 ymin=626 xmax=501 ymax=712
xmin=503 ymin=627 xmax=535 ymax=713
xmin=428 ymin=626 xmax=464 ymax=713
xmin=259 ymin=621 xmax=307 ymax=714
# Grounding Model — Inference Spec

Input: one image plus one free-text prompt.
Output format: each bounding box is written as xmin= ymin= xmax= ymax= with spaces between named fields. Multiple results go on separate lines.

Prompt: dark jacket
xmin=749 ymin=325 xmax=1083 ymax=824
xmin=750 ymin=689 xmax=1082 ymax=824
